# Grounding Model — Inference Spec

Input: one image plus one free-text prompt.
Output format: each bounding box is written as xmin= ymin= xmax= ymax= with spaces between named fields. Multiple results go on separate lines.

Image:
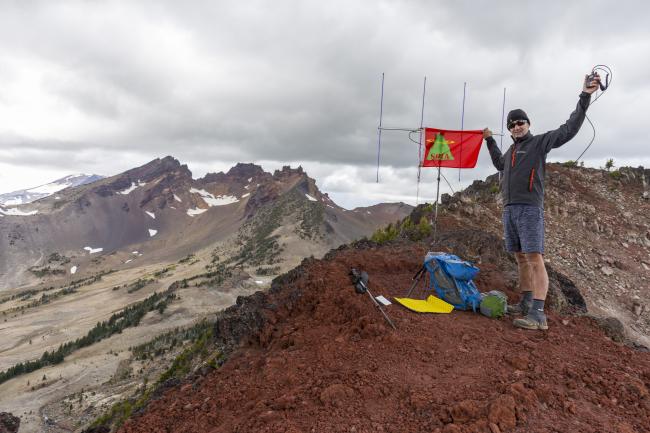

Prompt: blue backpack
xmin=424 ymin=252 xmax=482 ymax=312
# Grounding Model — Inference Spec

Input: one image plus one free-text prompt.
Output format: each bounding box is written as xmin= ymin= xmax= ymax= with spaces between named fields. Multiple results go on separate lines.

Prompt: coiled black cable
xmin=575 ymin=65 xmax=612 ymax=163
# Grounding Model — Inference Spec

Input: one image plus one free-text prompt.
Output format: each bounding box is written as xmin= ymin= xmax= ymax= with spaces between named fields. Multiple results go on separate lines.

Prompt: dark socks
xmin=531 ymin=299 xmax=546 ymax=320
xmin=521 ymin=291 xmax=533 ymax=306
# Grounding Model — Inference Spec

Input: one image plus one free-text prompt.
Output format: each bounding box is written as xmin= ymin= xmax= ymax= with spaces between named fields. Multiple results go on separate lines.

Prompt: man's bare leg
xmin=509 ymin=253 xmax=534 ymax=314
xmin=527 ymin=252 xmax=548 ymax=300
xmin=516 ymin=252 xmax=533 ymax=293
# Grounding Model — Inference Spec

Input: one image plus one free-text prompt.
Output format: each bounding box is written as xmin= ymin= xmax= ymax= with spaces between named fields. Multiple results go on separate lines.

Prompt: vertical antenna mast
xmin=416 ymin=76 xmax=426 ymax=204
xmin=500 ymin=87 xmax=506 ymax=152
xmin=376 ymin=73 xmax=385 ymax=183
xmin=459 ymin=81 xmax=466 ymax=182
xmin=499 ymin=87 xmax=506 ymax=182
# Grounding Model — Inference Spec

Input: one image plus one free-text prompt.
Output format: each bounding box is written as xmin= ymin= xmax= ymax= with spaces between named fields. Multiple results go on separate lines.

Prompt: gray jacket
xmin=486 ymin=92 xmax=591 ymax=208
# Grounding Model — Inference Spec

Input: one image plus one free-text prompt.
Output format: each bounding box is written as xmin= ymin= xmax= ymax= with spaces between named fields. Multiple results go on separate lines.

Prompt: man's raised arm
xmin=483 ymin=128 xmax=504 ymax=171
xmin=542 ymin=73 xmax=601 ymax=153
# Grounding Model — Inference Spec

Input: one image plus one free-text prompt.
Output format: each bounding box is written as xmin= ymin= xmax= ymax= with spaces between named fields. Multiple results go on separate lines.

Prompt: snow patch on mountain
xmin=118 ymin=180 xmax=147 ymax=195
xmin=0 ymin=174 xmax=103 ymax=205
xmin=145 ymin=211 xmax=156 ymax=219
xmin=187 ymin=207 xmax=208 ymax=216
xmin=84 ymin=246 xmax=103 ymax=254
xmin=3 ymin=198 xmax=24 ymax=206
xmin=0 ymin=207 xmax=39 ymax=216
xmin=189 ymin=188 xmax=239 ymax=207
xmin=208 ymin=195 xmax=239 ymax=206
xmin=148 ymin=229 xmax=158 ymax=237
xmin=28 ymin=181 xmax=71 ymax=195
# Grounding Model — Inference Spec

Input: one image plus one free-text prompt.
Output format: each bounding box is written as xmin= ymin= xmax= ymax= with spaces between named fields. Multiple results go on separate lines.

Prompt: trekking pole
xmin=350 ymin=269 xmax=397 ymax=330
xmin=405 ymin=265 xmax=426 ymax=298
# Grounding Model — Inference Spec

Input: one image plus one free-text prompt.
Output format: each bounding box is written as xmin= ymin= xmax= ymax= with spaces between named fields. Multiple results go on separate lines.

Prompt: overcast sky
xmin=0 ymin=0 xmax=648 ymax=208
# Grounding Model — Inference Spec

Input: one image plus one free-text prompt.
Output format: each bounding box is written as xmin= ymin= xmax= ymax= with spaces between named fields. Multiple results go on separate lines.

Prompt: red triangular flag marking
xmin=421 ymin=128 xmax=483 ymax=168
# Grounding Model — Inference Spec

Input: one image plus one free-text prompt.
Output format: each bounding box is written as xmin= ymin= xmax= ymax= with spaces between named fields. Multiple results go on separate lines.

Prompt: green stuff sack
xmin=480 ymin=291 xmax=507 ymax=318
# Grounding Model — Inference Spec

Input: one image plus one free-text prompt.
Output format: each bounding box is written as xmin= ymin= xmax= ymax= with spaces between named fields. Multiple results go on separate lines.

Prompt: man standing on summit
xmin=483 ymin=72 xmax=601 ymax=330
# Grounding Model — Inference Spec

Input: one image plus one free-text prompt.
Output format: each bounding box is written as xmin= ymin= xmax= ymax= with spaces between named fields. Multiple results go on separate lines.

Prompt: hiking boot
xmin=513 ymin=313 xmax=548 ymax=331
xmin=507 ymin=302 xmax=530 ymax=316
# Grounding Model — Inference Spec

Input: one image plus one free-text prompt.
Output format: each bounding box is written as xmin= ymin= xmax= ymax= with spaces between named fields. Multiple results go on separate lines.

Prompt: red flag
xmin=421 ymin=128 xmax=483 ymax=168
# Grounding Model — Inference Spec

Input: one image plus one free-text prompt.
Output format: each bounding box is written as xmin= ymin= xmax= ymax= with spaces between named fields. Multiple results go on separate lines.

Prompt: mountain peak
xmin=131 ymin=156 xmax=191 ymax=180
xmin=91 ymin=157 xmax=191 ymax=198
xmin=201 ymin=163 xmax=267 ymax=184
xmin=0 ymin=174 xmax=104 ymax=205
xmin=273 ymin=165 xmax=305 ymax=180
xmin=118 ymin=156 xmax=192 ymax=184
xmin=227 ymin=163 xmax=265 ymax=179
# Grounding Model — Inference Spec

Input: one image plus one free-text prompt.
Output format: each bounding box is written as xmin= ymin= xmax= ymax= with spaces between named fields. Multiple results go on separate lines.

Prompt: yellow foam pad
xmin=394 ymin=295 xmax=454 ymax=314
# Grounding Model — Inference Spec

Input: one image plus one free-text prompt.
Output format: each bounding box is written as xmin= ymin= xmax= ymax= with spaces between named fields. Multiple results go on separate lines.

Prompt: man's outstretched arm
xmin=483 ymin=128 xmax=504 ymax=171
xmin=543 ymin=73 xmax=601 ymax=153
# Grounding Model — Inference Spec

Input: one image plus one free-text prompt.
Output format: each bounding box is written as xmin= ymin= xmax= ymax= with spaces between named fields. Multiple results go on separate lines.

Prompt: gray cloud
xmin=0 ymin=0 xmax=648 ymax=204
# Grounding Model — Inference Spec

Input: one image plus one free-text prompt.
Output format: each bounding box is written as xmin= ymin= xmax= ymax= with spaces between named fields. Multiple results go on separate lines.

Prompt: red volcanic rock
xmin=488 ymin=395 xmax=516 ymax=431
xmin=117 ymin=241 xmax=650 ymax=433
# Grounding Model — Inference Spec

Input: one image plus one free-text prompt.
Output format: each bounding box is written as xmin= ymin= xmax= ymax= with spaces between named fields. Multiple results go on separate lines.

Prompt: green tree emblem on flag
xmin=426 ymin=133 xmax=455 ymax=161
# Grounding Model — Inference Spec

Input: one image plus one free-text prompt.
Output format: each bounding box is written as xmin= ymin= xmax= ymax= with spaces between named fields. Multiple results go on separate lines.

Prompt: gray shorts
xmin=502 ymin=205 xmax=545 ymax=254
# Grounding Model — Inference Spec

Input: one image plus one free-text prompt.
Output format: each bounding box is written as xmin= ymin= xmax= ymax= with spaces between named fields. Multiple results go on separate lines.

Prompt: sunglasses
xmin=508 ymin=120 xmax=527 ymax=129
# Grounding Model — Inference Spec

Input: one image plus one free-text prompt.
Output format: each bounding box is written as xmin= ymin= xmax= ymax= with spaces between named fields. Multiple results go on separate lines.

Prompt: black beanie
xmin=507 ymin=109 xmax=530 ymax=125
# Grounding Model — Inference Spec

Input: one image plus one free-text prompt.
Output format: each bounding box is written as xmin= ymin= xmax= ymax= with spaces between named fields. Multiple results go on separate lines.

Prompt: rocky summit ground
xmin=116 ymin=234 xmax=650 ymax=433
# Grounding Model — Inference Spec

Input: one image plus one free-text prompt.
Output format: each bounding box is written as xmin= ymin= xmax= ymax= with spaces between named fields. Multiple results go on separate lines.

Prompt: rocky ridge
xmin=5 ymin=163 xmax=648 ymax=432
xmin=0 ymin=157 xmax=412 ymax=290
